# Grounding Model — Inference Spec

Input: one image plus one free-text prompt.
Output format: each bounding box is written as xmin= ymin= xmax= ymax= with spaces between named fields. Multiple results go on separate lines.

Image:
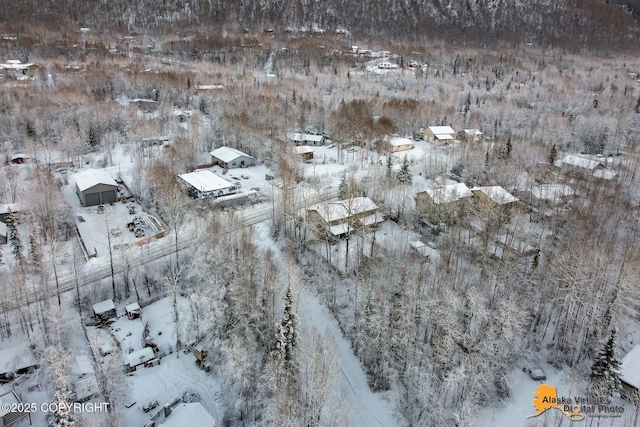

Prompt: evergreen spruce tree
xmin=338 ymin=174 xmax=348 ymax=199
xmin=386 ymin=155 xmax=393 ymax=179
xmin=549 ymin=144 xmax=558 ymax=165
xmin=7 ymin=209 xmax=24 ymax=265
xmin=274 ymin=286 xmax=298 ymax=367
xmin=591 ymin=326 xmax=621 ymax=396
xmin=396 ymin=156 xmax=412 ymax=184
xmin=28 ymin=217 xmax=42 ymax=271
xmin=505 ymin=136 xmax=512 ymax=158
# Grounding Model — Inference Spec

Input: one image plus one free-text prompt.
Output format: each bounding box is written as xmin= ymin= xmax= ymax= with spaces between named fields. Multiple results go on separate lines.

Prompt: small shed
xmin=92 ymin=299 xmax=116 ymax=322
xmin=189 ymin=344 xmax=208 ymax=362
xmin=73 ymin=169 xmax=119 ymax=207
xmin=209 ymin=147 xmax=256 ymax=169
xmin=125 ymin=303 xmax=142 ymax=320
xmin=124 ymin=347 xmax=155 ymax=372
xmin=295 ymin=146 xmax=314 ymax=161
xmin=10 ymin=153 xmax=30 ymax=164
xmin=619 ymin=344 xmax=640 ymax=400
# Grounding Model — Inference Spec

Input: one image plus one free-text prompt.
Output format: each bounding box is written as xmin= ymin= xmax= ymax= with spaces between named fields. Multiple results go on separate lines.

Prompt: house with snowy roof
xmin=561 ymin=154 xmax=604 ymax=173
xmin=288 ymin=132 xmax=326 ymax=146
xmin=307 ymin=196 xmax=384 ymax=238
xmin=382 ymin=136 xmax=414 ymax=153
xmin=92 ymin=299 xmax=117 ymax=322
xmin=423 ymin=126 xmax=456 ymax=143
xmin=417 ymin=183 xmax=473 ymax=224
xmin=209 ymin=147 xmax=256 ymax=169
xmin=178 ymin=170 xmax=239 ymax=199
xmin=619 ymin=345 xmax=640 ymax=400
xmin=458 ymin=129 xmax=483 ymax=142
xmin=73 ymin=169 xmax=119 ymax=207
xmin=471 ymin=186 xmax=519 ymax=208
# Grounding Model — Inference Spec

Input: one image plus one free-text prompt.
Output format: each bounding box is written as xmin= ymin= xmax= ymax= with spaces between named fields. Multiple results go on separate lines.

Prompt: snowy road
xmin=298 ymin=284 xmax=398 ymax=427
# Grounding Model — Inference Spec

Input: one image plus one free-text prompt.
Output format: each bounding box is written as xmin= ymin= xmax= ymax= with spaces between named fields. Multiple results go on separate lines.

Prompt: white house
xmin=209 ymin=147 xmax=256 ymax=169
xmin=178 ymin=170 xmax=239 ymax=199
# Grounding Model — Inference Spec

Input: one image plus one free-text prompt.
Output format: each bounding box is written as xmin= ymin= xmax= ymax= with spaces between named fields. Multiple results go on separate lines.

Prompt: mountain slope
xmin=0 ymin=0 xmax=638 ymax=51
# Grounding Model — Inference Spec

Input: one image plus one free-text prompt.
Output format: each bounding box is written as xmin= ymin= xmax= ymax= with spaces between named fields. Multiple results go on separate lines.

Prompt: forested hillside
xmin=1 ymin=0 xmax=639 ymax=51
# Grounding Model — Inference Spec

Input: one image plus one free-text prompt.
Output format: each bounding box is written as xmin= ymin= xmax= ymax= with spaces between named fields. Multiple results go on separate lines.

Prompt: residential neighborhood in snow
xmin=0 ymin=2 xmax=640 ymax=426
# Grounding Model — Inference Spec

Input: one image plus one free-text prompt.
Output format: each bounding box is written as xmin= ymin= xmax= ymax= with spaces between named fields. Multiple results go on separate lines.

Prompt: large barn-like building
xmin=73 ymin=169 xmax=119 ymax=207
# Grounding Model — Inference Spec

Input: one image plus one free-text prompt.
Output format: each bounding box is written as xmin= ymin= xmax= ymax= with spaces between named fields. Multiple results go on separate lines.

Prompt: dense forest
xmin=1 ymin=0 xmax=640 ymax=51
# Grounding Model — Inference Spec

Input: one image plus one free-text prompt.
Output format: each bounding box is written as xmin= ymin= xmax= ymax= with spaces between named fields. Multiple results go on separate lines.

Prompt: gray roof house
xmin=209 ymin=147 xmax=256 ymax=169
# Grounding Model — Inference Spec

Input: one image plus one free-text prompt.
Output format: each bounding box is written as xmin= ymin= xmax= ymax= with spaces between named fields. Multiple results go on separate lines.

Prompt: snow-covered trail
xmin=297 ymin=285 xmax=398 ymax=427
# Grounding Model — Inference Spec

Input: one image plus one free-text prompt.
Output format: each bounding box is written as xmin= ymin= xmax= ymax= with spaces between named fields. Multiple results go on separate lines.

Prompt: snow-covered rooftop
xmin=288 ymin=132 xmax=325 ymax=143
xmin=178 ymin=170 xmax=235 ymax=192
xmin=126 ymin=303 xmax=141 ymax=313
xmin=92 ymin=299 xmax=116 ymax=315
xmin=209 ymin=146 xmax=254 ymax=163
xmin=462 ymin=129 xmax=482 ymax=136
xmin=531 ymin=184 xmax=574 ymax=201
xmin=423 ymin=183 xmax=473 ymax=204
xmin=309 ymin=197 xmax=379 ymax=223
xmin=562 ymin=154 xmax=602 ymax=171
xmin=0 ymin=203 xmax=19 ymax=215
xmin=386 ymin=136 xmax=414 ymax=147
xmin=160 ymin=402 xmax=216 ymax=427
xmin=620 ymin=344 xmax=640 ymax=390
xmin=471 ymin=186 xmax=519 ymax=205
xmin=295 ymin=146 xmax=314 ymax=154
xmin=73 ymin=169 xmax=118 ymax=192
xmin=124 ymin=347 xmax=155 ymax=368
xmin=428 ymin=126 xmax=455 ymax=135
xmin=593 ymin=169 xmax=617 ymax=180
xmin=0 ymin=60 xmax=34 ymax=70
xmin=72 ymin=356 xmax=95 ymax=378
xmin=434 ymin=133 xmax=454 ymax=141
xmin=0 ymin=343 xmax=37 ymax=375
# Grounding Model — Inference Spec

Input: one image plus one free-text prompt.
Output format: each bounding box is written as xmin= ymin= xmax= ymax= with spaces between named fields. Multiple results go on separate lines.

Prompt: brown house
xmin=382 ymin=136 xmax=414 ymax=153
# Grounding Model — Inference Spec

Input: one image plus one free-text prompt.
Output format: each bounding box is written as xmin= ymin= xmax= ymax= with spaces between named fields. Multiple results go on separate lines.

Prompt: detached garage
xmin=73 ymin=169 xmax=119 ymax=207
